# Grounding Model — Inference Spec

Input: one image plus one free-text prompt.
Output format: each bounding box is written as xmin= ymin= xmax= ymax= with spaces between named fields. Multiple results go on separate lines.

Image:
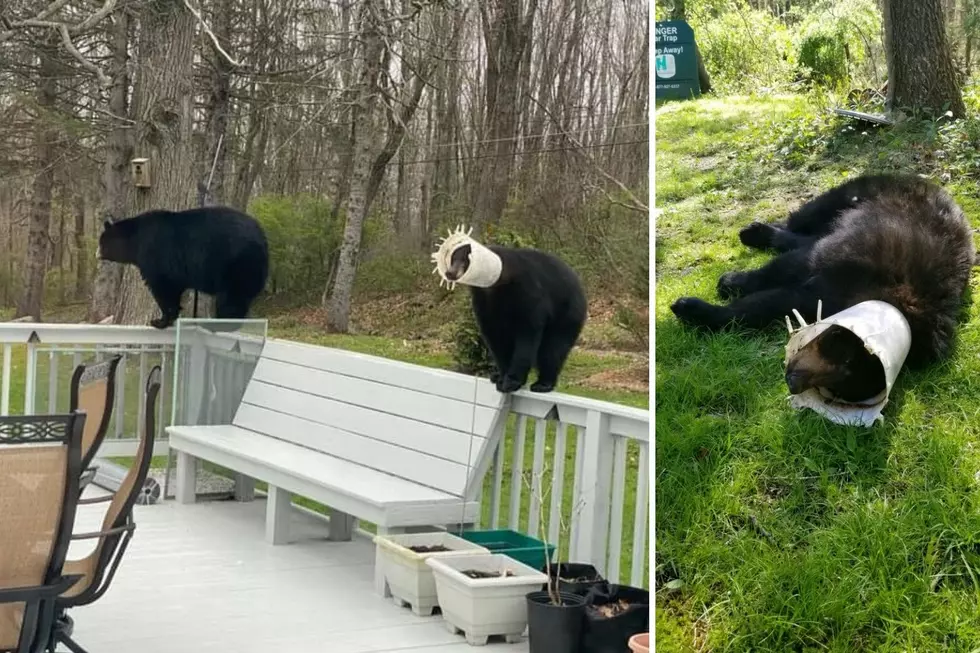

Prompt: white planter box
xmin=426 ymin=553 xmax=548 ymax=646
xmin=373 ymin=531 xmax=489 ymax=616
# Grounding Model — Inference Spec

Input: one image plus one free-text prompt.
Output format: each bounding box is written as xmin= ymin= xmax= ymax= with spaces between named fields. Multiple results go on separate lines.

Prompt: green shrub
xmin=248 ymin=194 xmax=383 ymax=302
xmin=450 ymin=295 xmax=495 ymax=376
xmin=690 ymin=5 xmax=796 ymax=94
xmin=798 ymin=33 xmax=848 ymax=88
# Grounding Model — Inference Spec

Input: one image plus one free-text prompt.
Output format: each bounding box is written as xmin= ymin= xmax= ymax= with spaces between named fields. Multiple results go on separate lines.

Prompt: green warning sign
xmin=655 ymin=20 xmax=701 ymax=101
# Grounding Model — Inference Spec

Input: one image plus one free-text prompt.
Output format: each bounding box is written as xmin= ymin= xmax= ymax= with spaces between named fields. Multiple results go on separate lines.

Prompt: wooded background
xmin=0 ymin=0 xmax=649 ymax=333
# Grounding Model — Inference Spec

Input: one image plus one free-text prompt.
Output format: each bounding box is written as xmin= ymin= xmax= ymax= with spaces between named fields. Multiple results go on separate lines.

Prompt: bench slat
xmin=235 ymin=404 xmax=474 ymax=497
xmin=262 ymin=339 xmax=503 ymax=406
xmin=239 ymin=380 xmax=485 ymax=467
xmin=249 ymin=357 xmax=499 ymax=435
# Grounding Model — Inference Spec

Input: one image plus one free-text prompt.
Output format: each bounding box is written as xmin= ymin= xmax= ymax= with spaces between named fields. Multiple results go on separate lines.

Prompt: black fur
xmin=99 ymin=207 xmax=269 ymax=329
xmin=671 ymin=174 xmax=976 ymax=368
xmin=449 ymin=244 xmax=587 ymax=393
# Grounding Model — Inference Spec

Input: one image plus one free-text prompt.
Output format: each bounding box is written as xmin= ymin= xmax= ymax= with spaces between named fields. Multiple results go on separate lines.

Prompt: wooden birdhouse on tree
xmin=131 ymin=158 xmax=151 ymax=188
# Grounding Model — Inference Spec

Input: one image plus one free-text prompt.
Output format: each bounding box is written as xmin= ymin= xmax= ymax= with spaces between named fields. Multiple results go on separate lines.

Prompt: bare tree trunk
xmin=884 ymin=0 xmax=965 ymax=117
xmin=471 ymin=0 xmax=538 ymax=228
xmin=16 ymin=38 xmax=59 ymax=321
xmin=323 ymin=0 xmax=384 ymax=333
xmin=115 ymin=0 xmax=197 ymax=325
xmin=205 ymin=0 xmax=233 ymax=204
xmin=74 ymin=193 xmax=88 ymax=300
xmin=89 ymin=10 xmax=131 ymax=322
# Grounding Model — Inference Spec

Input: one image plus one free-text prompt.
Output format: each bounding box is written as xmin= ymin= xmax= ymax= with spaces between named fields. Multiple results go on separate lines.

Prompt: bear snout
xmin=784 ymin=367 xmax=810 ymax=395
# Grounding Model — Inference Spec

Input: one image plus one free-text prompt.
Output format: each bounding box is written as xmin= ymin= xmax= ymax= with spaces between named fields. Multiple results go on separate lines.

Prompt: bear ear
xmin=103 ymin=219 xmax=113 ymax=231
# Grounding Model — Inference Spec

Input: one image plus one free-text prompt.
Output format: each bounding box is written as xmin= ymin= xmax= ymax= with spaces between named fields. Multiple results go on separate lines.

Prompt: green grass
xmin=656 ymin=92 xmax=980 ymax=651
xmin=656 ymin=91 xmax=980 ymax=652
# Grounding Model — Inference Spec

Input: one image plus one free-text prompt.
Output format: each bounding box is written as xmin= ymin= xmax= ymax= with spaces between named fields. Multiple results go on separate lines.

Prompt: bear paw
xmin=496 ymin=375 xmax=525 ymax=393
xmin=738 ymin=222 xmax=774 ymax=250
xmin=489 ymin=370 xmax=501 ymax=384
xmin=670 ymin=297 xmax=728 ymax=331
xmin=716 ymin=272 xmax=747 ymax=300
xmin=529 ymin=380 xmax=556 ymax=393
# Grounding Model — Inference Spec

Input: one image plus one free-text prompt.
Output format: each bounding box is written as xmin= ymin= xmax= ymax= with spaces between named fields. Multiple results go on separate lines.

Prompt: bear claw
xmin=529 ymin=380 xmax=555 ymax=393
xmin=496 ymin=375 xmax=525 ymax=393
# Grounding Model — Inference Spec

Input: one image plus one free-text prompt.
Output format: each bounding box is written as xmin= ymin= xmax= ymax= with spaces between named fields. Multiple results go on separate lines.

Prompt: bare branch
xmin=58 ymin=24 xmax=110 ymax=87
xmin=181 ymin=0 xmax=243 ymax=69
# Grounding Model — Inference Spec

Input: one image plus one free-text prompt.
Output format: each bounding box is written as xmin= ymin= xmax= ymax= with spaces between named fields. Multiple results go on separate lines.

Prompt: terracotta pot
xmin=628 ymin=633 xmax=649 ymax=652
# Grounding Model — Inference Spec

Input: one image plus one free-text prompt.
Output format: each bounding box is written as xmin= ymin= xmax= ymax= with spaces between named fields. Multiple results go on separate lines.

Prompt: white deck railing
xmin=0 ymin=323 xmax=650 ymax=586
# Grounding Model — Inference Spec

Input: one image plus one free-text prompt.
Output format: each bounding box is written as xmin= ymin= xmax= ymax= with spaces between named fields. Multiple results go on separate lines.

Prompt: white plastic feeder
xmin=784 ymin=299 xmax=911 ymax=426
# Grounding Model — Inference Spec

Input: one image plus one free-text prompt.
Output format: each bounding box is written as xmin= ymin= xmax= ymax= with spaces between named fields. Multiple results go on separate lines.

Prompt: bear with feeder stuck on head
xmin=431 ymin=225 xmax=588 ymax=394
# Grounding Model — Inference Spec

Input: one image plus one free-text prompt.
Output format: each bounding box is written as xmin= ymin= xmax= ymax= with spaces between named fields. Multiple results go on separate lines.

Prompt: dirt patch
xmin=582 ymin=361 xmax=649 ymax=392
xmin=461 ymin=569 xmax=515 ymax=579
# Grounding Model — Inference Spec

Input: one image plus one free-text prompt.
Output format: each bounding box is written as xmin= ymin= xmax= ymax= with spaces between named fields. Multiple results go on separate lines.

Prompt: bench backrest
xmin=232 ymin=339 xmax=510 ymax=499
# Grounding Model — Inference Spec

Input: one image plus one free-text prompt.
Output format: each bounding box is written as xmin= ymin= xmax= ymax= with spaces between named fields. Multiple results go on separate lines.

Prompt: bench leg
xmin=175 ymin=452 xmax=197 ymax=505
xmin=374 ymin=526 xmax=406 ymax=598
xmin=327 ymin=508 xmax=355 ymax=542
xmin=234 ymin=474 xmax=255 ymax=502
xmin=265 ymin=486 xmax=292 ymax=545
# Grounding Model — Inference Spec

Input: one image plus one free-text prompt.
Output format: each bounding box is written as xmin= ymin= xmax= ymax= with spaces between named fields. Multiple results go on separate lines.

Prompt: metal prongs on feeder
xmin=430 ymin=224 xmax=501 ymax=290
xmin=784 ymin=299 xmax=823 ymax=335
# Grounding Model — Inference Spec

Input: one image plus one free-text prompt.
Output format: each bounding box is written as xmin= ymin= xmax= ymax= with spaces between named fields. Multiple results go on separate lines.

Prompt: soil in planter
xmin=587 ymin=599 xmax=633 ymax=618
xmin=408 ymin=545 xmax=452 ymax=553
xmin=461 ymin=569 xmax=515 ymax=579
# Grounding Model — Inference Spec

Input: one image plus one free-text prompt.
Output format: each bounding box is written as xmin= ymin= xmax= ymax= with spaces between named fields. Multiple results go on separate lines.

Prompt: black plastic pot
xmin=526 ymin=590 xmax=587 ymax=653
xmin=581 ymin=583 xmax=650 ymax=653
xmin=542 ymin=562 xmax=605 ymax=596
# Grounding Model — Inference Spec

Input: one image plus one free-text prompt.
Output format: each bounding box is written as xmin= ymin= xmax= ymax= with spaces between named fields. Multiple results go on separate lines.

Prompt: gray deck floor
xmin=67 ymin=491 xmax=530 ymax=653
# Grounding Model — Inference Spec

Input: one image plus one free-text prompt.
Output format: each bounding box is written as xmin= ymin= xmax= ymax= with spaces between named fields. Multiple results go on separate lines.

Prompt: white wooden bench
xmin=166 ymin=339 xmax=510 ymax=556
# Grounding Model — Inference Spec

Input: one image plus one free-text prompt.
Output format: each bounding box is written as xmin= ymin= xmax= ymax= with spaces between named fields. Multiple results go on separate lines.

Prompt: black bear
xmin=433 ymin=228 xmax=587 ymax=393
xmin=98 ymin=206 xmax=269 ymax=329
xmin=670 ymin=173 xmax=976 ymax=369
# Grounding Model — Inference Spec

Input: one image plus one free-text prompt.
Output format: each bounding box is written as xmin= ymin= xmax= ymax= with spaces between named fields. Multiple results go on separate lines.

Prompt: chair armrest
xmin=71 ymin=522 xmax=135 ymax=541
xmin=0 ymin=575 xmax=83 ymax=603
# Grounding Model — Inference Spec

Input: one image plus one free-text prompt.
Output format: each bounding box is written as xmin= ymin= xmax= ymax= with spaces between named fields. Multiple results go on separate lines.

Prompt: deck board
xmin=67 ymin=491 xmax=530 ymax=652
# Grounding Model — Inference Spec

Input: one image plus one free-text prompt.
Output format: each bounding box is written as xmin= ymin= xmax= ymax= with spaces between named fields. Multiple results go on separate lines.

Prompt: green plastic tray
xmin=459 ymin=529 xmax=556 ymax=571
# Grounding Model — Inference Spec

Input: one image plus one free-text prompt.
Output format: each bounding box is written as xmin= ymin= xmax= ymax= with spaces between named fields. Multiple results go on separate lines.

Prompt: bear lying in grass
xmin=671 ymin=173 xmax=976 ymax=398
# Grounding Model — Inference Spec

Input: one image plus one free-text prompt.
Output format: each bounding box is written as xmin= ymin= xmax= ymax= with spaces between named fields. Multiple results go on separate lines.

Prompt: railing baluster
xmin=548 ymin=422 xmax=568 ymax=547
xmin=137 ymin=346 xmax=148 ymax=434
xmin=527 ymin=418 xmax=547 ymax=540
xmin=490 ymin=438 xmax=504 ymax=529
xmin=569 ymin=425 xmax=585 ymax=560
xmin=607 ymin=435 xmax=628 ymax=582
xmin=572 ymin=410 xmax=613 ymax=577
xmin=1 ymin=344 xmax=11 ymax=416
xmin=158 ymin=348 xmax=169 ymax=440
xmin=114 ymin=352 xmax=127 ymax=438
xmin=508 ymin=415 xmax=528 ymax=530
xmin=48 ymin=350 xmax=59 ymax=414
xmin=631 ymin=442 xmax=649 ymax=587
xmin=24 ymin=342 xmax=37 ymax=416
